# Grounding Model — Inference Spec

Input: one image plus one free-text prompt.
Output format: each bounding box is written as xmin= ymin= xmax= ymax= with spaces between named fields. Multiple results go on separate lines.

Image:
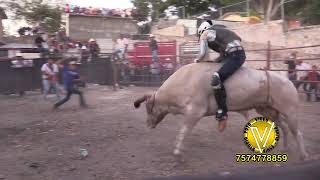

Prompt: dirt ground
xmin=0 ymin=85 xmax=320 ymax=180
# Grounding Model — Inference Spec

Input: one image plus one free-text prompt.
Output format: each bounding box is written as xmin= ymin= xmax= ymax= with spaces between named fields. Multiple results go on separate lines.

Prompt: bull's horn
xmin=134 ymin=94 xmax=152 ymax=108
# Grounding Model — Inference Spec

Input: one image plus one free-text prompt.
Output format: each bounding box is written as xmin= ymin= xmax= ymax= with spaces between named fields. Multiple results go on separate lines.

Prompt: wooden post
xmin=246 ymin=0 xmax=250 ymax=17
xmin=219 ymin=9 xmax=223 ymax=17
xmin=281 ymin=0 xmax=285 ymax=32
xmin=266 ymin=41 xmax=271 ymax=70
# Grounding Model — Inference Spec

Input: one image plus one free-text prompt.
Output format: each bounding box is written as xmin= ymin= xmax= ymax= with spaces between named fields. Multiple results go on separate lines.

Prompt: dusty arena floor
xmin=0 ymin=85 xmax=320 ymax=180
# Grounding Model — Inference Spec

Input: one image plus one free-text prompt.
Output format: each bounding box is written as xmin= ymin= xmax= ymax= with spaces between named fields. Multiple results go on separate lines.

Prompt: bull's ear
xmin=134 ymin=94 xmax=152 ymax=109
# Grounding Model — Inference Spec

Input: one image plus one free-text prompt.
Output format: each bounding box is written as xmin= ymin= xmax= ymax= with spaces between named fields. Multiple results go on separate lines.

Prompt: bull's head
xmin=134 ymin=93 xmax=167 ymax=128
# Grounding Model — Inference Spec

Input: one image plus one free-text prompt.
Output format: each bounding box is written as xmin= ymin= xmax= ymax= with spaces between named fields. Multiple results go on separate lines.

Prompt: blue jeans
xmin=152 ymin=50 xmax=158 ymax=62
xmin=54 ymin=87 xmax=86 ymax=108
xmin=43 ymin=79 xmax=61 ymax=99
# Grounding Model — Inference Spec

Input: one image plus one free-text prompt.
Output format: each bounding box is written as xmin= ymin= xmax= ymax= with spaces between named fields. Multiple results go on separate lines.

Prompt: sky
xmin=2 ymin=0 xmax=134 ymax=36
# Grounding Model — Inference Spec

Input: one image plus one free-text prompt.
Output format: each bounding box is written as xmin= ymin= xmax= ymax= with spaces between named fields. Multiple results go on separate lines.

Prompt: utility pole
xmin=281 ymin=0 xmax=285 ymax=32
xmin=246 ymin=0 xmax=250 ymax=17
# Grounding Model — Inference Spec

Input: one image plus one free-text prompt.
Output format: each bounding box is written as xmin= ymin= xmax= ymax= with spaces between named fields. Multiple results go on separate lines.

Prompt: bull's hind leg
xmin=283 ymin=113 xmax=309 ymax=160
xmin=268 ymin=104 xmax=309 ymax=160
xmin=255 ymin=107 xmax=289 ymax=151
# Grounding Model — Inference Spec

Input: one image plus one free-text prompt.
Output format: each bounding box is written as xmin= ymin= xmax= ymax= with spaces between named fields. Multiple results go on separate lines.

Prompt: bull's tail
xmin=134 ymin=94 xmax=152 ymax=108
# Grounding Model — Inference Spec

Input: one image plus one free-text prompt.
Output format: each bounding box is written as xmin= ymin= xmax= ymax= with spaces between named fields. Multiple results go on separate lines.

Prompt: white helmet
xmin=197 ymin=20 xmax=213 ymax=36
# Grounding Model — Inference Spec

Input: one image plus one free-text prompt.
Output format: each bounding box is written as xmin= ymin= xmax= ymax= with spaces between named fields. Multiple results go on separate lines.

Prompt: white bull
xmin=134 ymin=62 xmax=309 ymax=160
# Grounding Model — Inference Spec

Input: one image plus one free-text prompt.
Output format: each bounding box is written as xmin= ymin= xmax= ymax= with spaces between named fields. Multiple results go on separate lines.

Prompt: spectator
xmin=35 ymin=33 xmax=46 ymax=49
xmin=306 ymin=65 xmax=320 ymax=102
xmin=114 ymin=34 xmax=129 ymax=60
xmin=88 ymin=38 xmax=100 ymax=59
xmin=149 ymin=34 xmax=158 ymax=62
xmin=54 ymin=61 xmax=87 ymax=109
xmin=74 ymin=6 xmax=80 ymax=14
xmin=80 ymin=45 xmax=90 ymax=63
xmin=150 ymin=61 xmax=161 ymax=82
xmin=65 ymin=4 xmax=70 ymax=13
xmin=41 ymin=54 xmax=61 ymax=100
xmin=163 ymin=58 xmax=174 ymax=79
xmin=284 ymin=52 xmax=297 ymax=84
xmin=295 ymin=60 xmax=311 ymax=90
xmin=10 ymin=53 xmax=33 ymax=96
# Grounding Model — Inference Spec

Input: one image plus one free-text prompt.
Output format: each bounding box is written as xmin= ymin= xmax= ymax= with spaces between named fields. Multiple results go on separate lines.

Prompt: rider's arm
xmin=195 ymin=30 xmax=216 ymax=62
xmin=195 ymin=32 xmax=209 ymax=62
xmin=196 ymin=39 xmax=208 ymax=62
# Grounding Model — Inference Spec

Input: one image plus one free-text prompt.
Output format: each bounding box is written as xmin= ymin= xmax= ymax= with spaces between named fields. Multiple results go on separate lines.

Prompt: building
xmin=66 ymin=14 xmax=139 ymax=53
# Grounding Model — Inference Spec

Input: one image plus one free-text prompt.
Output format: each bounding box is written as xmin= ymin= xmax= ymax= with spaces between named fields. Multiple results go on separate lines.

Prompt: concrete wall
xmin=153 ymin=25 xmax=185 ymax=37
xmin=66 ymin=14 xmax=139 ymax=41
xmin=286 ymin=26 xmax=320 ymax=55
xmin=230 ymin=21 xmax=286 ymax=46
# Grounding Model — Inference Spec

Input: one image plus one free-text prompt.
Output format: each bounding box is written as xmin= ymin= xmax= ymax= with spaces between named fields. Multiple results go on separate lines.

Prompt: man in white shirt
xmin=295 ymin=60 xmax=311 ymax=90
xmin=41 ymin=56 xmax=61 ymax=99
xmin=115 ymin=34 xmax=129 ymax=60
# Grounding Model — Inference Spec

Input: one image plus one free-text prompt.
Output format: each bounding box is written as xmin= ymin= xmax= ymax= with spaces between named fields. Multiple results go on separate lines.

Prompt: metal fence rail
xmin=0 ymin=57 xmax=113 ymax=94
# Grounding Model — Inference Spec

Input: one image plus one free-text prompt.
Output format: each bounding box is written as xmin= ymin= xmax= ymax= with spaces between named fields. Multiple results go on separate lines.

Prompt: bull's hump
xmin=181 ymin=62 xmax=222 ymax=72
xmin=159 ymin=63 xmax=224 ymax=92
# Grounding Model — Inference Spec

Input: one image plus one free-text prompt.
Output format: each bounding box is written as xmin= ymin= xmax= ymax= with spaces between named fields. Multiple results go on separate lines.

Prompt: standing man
xmin=41 ymin=54 xmax=60 ymax=100
xmin=88 ymin=38 xmax=100 ymax=59
xmin=295 ymin=60 xmax=311 ymax=90
xmin=306 ymin=65 xmax=320 ymax=102
xmin=284 ymin=52 xmax=297 ymax=84
xmin=53 ymin=61 xmax=87 ymax=109
xmin=149 ymin=34 xmax=158 ymax=62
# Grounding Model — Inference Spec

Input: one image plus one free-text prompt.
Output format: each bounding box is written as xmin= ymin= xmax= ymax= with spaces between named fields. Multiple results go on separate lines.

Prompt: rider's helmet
xmin=197 ymin=20 xmax=213 ymax=37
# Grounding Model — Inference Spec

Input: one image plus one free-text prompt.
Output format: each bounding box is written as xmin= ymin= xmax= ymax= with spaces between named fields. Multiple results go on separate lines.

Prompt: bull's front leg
xmin=174 ymin=116 xmax=201 ymax=156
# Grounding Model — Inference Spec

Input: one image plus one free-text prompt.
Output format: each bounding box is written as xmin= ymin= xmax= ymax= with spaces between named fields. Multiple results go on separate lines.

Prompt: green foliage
xmin=131 ymin=0 xmax=320 ymax=25
xmin=284 ymin=0 xmax=320 ymax=25
xmin=303 ymin=0 xmax=320 ymax=25
xmin=6 ymin=0 xmax=63 ymax=33
xmin=219 ymin=0 xmax=244 ymax=6
xmin=131 ymin=0 xmax=150 ymax=21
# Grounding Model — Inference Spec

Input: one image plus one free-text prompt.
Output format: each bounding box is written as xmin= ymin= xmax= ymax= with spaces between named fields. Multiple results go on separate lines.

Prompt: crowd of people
xmin=34 ymin=30 xmax=100 ymax=62
xmin=65 ymin=4 xmax=138 ymax=19
xmin=284 ymin=52 xmax=320 ymax=102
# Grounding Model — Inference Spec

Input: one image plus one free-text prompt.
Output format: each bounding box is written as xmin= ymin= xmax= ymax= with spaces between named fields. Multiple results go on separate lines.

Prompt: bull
xmin=134 ymin=62 xmax=309 ymax=160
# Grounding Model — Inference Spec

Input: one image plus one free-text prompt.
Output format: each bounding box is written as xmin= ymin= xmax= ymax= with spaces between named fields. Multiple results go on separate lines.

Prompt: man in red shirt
xmin=306 ymin=65 xmax=320 ymax=102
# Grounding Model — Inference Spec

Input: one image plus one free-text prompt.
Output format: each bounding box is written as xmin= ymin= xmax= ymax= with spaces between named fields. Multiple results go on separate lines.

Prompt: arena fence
xmin=117 ymin=41 xmax=320 ymax=99
xmin=0 ymin=57 xmax=113 ymax=95
xmin=1 ymin=42 xmax=319 ymax=97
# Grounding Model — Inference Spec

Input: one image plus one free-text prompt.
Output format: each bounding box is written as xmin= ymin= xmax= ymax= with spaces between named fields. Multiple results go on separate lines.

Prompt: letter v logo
xmin=250 ymin=122 xmax=274 ymax=153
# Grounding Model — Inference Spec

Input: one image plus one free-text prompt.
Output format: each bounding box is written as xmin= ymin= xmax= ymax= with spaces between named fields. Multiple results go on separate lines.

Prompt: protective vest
xmin=207 ymin=26 xmax=242 ymax=54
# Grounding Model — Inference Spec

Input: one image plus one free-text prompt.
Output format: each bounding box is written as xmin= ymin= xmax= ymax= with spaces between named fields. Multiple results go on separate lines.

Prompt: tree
xmin=302 ymin=0 xmax=320 ymax=25
xmin=131 ymin=0 xmax=150 ymax=21
xmin=5 ymin=0 xmax=63 ymax=34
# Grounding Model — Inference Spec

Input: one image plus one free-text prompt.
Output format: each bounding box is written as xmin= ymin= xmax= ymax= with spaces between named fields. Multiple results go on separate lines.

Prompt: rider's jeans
xmin=218 ymin=50 xmax=246 ymax=83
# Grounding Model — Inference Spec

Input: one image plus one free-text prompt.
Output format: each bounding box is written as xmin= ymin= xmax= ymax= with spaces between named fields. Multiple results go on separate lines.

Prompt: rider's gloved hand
xmin=194 ymin=59 xmax=200 ymax=63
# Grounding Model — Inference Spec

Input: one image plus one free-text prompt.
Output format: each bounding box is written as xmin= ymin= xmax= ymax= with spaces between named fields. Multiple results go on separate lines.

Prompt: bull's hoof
xmin=300 ymin=152 xmax=310 ymax=161
xmin=173 ymin=154 xmax=185 ymax=166
xmin=173 ymin=149 xmax=181 ymax=156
